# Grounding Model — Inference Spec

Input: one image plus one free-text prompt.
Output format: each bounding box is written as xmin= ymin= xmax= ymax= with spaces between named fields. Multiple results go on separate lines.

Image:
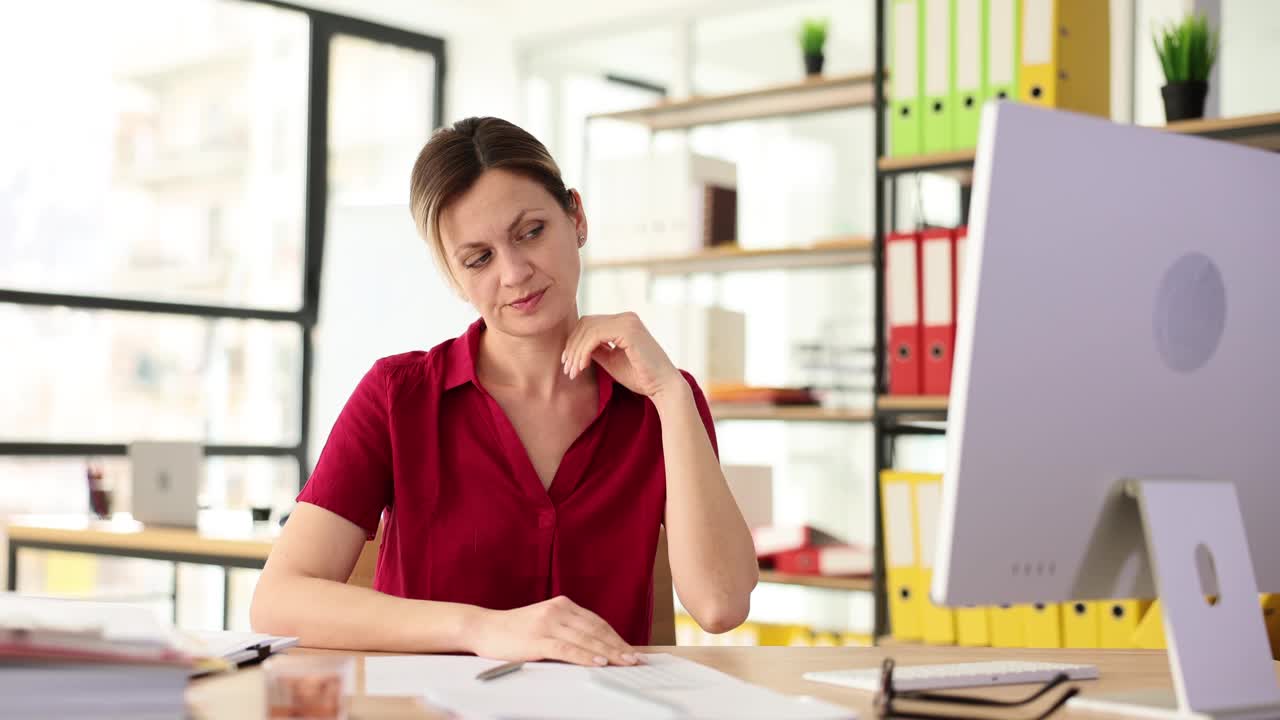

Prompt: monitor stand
xmin=1069 ymin=479 xmax=1280 ymax=719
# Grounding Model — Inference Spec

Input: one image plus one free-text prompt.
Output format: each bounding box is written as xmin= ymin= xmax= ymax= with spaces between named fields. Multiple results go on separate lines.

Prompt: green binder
xmin=951 ymin=0 xmax=987 ymax=149
xmin=985 ymin=0 xmax=1021 ymax=104
xmin=921 ymin=0 xmax=954 ymax=154
xmin=890 ymin=0 xmax=923 ymax=157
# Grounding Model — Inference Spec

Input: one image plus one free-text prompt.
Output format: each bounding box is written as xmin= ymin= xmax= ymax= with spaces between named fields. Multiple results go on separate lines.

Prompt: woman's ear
xmin=567 ymin=188 xmax=588 ymax=244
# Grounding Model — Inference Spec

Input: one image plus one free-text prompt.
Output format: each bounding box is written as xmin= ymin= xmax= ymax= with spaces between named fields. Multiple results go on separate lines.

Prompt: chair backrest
xmin=345 ymin=523 xmax=382 ymax=590
xmin=345 ymin=524 xmax=677 ymax=645
xmin=650 ymin=526 xmax=676 ymax=645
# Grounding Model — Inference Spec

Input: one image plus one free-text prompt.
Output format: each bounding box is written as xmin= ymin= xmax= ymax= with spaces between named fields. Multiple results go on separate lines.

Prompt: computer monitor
xmin=934 ymin=102 xmax=1280 ymax=717
xmin=129 ymin=441 xmax=201 ymax=528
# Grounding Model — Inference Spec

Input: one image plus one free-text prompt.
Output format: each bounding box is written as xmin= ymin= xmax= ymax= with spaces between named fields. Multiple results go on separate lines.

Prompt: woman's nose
xmin=497 ymin=247 xmax=535 ymax=285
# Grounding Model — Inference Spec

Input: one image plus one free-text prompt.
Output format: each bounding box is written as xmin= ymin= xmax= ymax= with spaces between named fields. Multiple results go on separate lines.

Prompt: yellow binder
xmin=1018 ymin=0 xmax=1110 ymax=117
xmin=1261 ymin=594 xmax=1280 ymax=660
xmin=1099 ymin=600 xmax=1151 ymax=649
xmin=1132 ymin=596 xmax=1280 ymax=652
xmin=45 ymin=551 xmax=98 ymax=595
xmin=1062 ymin=600 xmax=1100 ymax=649
xmin=1025 ymin=603 xmax=1062 ymax=648
xmin=990 ymin=604 xmax=1028 ymax=647
xmin=841 ymin=631 xmax=874 ymax=647
xmin=757 ymin=623 xmax=798 ymax=647
xmin=911 ymin=472 xmax=956 ymax=644
xmin=1132 ymin=600 xmax=1167 ymax=650
xmin=955 ymin=606 xmax=990 ymax=646
xmin=881 ymin=471 xmax=923 ymax=640
xmin=813 ymin=632 xmax=841 ymax=647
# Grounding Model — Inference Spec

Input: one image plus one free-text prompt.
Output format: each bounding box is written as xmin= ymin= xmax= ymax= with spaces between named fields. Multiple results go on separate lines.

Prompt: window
xmin=0 ymin=0 xmax=445 ymax=525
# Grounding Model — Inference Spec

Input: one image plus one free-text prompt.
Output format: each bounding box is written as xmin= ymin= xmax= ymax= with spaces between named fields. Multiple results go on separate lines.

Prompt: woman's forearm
xmin=654 ymin=380 xmax=759 ymax=633
xmin=250 ymin=574 xmax=484 ymax=652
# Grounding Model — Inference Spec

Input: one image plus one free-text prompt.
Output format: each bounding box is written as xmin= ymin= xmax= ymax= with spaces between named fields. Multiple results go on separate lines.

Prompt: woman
xmin=250 ymin=117 xmax=758 ymax=667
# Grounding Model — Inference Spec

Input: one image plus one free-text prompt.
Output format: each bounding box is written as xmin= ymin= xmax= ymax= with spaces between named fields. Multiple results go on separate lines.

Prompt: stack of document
xmin=0 ymin=593 xmax=299 ymax=718
xmin=0 ymin=593 xmax=192 ymax=720
xmin=364 ymin=652 xmax=854 ymax=719
xmin=181 ymin=629 xmax=298 ymax=670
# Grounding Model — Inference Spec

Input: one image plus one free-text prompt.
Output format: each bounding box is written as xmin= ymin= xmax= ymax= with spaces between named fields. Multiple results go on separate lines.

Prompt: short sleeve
xmin=681 ymin=370 xmax=719 ymax=459
xmin=297 ymin=362 xmax=393 ymax=539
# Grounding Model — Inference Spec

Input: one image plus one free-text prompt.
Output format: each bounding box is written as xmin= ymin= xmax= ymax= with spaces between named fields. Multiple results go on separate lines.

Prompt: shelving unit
xmin=588 ymin=72 xmax=878 ymax=131
xmin=757 ymin=570 xmax=873 ymax=593
xmin=711 ymin=405 xmax=874 ymax=423
xmin=586 ymin=237 xmax=873 ymax=275
xmin=580 ymin=3 xmax=1280 ymax=645
xmin=875 ymin=110 xmax=1280 ymax=181
xmin=582 ymin=50 xmax=886 ymax=638
xmin=867 ymin=7 xmax=1280 ymax=645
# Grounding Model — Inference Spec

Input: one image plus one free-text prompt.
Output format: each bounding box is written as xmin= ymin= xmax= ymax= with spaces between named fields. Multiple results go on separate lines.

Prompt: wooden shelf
xmin=876 ymin=111 xmax=1280 ymax=179
xmin=586 ymin=237 xmax=873 ymax=274
xmin=711 ymin=404 xmax=874 ymax=423
xmin=589 ymin=72 xmax=878 ymax=131
xmin=758 ymin=570 xmax=874 ymax=592
xmin=877 ymin=149 xmax=977 ymax=180
xmin=1163 ymin=111 xmax=1280 ymax=151
xmin=876 ymin=395 xmax=949 ymax=412
xmin=876 ymin=395 xmax=949 ymax=428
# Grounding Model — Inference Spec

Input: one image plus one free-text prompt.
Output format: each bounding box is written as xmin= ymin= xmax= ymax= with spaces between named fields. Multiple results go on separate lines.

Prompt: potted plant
xmin=1153 ymin=13 xmax=1219 ymax=122
xmin=799 ymin=18 xmax=829 ymax=77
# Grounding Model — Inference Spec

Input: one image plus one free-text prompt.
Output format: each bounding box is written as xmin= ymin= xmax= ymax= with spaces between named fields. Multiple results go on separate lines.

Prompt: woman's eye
xmin=465 ymin=251 xmax=491 ymax=269
xmin=521 ymin=223 xmax=544 ymax=241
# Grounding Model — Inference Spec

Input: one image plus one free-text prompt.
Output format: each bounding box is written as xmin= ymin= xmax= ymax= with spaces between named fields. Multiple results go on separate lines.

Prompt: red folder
xmin=954 ymin=225 xmax=969 ymax=314
xmin=886 ymin=231 xmax=923 ymax=395
xmin=751 ymin=524 xmax=841 ymax=559
xmin=774 ymin=544 xmax=872 ymax=577
xmin=921 ymin=228 xmax=957 ymax=395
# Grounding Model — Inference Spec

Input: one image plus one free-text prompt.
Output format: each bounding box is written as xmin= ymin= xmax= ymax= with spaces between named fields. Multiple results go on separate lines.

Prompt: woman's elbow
xmin=694 ymin=580 xmax=755 ymax=634
xmin=249 ymin=576 xmax=292 ymax=636
xmin=695 ymin=596 xmax=752 ymax=635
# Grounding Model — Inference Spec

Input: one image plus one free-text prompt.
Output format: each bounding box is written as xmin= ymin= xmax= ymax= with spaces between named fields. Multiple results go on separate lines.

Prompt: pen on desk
xmin=476 ymin=660 xmax=524 ymax=681
xmin=237 ymin=643 xmax=274 ymax=669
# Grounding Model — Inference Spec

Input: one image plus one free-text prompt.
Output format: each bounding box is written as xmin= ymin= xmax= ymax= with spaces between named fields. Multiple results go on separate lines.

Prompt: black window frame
xmin=0 ymin=0 xmax=446 ymax=492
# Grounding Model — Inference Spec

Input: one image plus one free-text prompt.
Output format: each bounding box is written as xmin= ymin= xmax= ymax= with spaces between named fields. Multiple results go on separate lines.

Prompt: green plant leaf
xmin=797 ymin=17 xmax=828 ymax=55
xmin=1153 ymin=13 xmax=1218 ymax=84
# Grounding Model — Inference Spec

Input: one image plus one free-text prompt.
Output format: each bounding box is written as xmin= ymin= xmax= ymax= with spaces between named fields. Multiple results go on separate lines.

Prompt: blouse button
xmin=538 ymin=510 xmax=555 ymax=529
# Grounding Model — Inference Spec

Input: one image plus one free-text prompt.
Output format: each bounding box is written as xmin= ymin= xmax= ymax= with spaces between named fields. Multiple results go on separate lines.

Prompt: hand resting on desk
xmin=468 ymin=595 xmax=639 ymax=667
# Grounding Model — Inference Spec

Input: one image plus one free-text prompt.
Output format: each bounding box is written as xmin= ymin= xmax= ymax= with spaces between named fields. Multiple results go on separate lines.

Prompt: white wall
xmin=288 ymin=0 xmax=521 ymax=122
xmin=1135 ymin=0 xmax=1280 ymax=124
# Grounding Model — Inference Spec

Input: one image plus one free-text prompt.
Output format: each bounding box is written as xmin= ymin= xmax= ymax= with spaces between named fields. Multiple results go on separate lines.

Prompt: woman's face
xmin=438 ymin=168 xmax=587 ymax=339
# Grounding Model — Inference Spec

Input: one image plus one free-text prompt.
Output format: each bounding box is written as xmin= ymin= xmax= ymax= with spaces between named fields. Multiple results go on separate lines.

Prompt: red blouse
xmin=297 ymin=318 xmax=718 ymax=644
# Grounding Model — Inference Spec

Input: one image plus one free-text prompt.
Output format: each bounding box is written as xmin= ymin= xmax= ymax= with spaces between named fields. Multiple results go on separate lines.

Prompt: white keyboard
xmin=804 ymin=661 xmax=1099 ymax=692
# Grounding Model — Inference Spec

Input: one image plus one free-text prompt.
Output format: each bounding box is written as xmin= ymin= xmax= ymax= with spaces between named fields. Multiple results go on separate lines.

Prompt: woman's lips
xmin=509 ymin=288 xmax=546 ymax=313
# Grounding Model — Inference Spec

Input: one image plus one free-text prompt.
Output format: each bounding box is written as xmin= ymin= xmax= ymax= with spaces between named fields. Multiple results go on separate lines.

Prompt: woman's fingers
xmin=562 ymin=604 xmax=637 ymax=664
xmin=555 ymin=621 xmax=636 ymax=666
xmin=562 ymin=317 xmax=592 ymax=376
xmin=539 ymin=637 xmax=608 ymax=667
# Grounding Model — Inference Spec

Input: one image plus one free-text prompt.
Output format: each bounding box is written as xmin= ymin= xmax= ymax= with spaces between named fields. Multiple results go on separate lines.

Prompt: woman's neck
xmin=477 ymin=316 xmax=590 ymax=399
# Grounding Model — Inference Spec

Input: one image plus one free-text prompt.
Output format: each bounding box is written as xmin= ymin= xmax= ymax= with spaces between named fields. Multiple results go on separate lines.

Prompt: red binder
xmin=886 ymin=231 xmax=923 ymax=395
xmin=954 ymin=225 xmax=969 ymax=313
xmin=921 ymin=228 xmax=957 ymax=395
xmin=751 ymin=524 xmax=841 ymax=559
xmin=774 ymin=544 xmax=872 ymax=577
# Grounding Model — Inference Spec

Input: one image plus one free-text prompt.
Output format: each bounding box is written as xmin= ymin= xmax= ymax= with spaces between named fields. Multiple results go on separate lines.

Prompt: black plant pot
xmin=1161 ymin=81 xmax=1209 ymax=122
xmin=804 ymin=52 xmax=825 ymax=76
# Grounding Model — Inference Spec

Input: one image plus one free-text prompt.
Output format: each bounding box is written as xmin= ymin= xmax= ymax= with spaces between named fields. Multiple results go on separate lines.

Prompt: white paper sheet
xmin=180 ymin=629 xmax=298 ymax=660
xmin=364 ymin=652 xmax=855 ymax=720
